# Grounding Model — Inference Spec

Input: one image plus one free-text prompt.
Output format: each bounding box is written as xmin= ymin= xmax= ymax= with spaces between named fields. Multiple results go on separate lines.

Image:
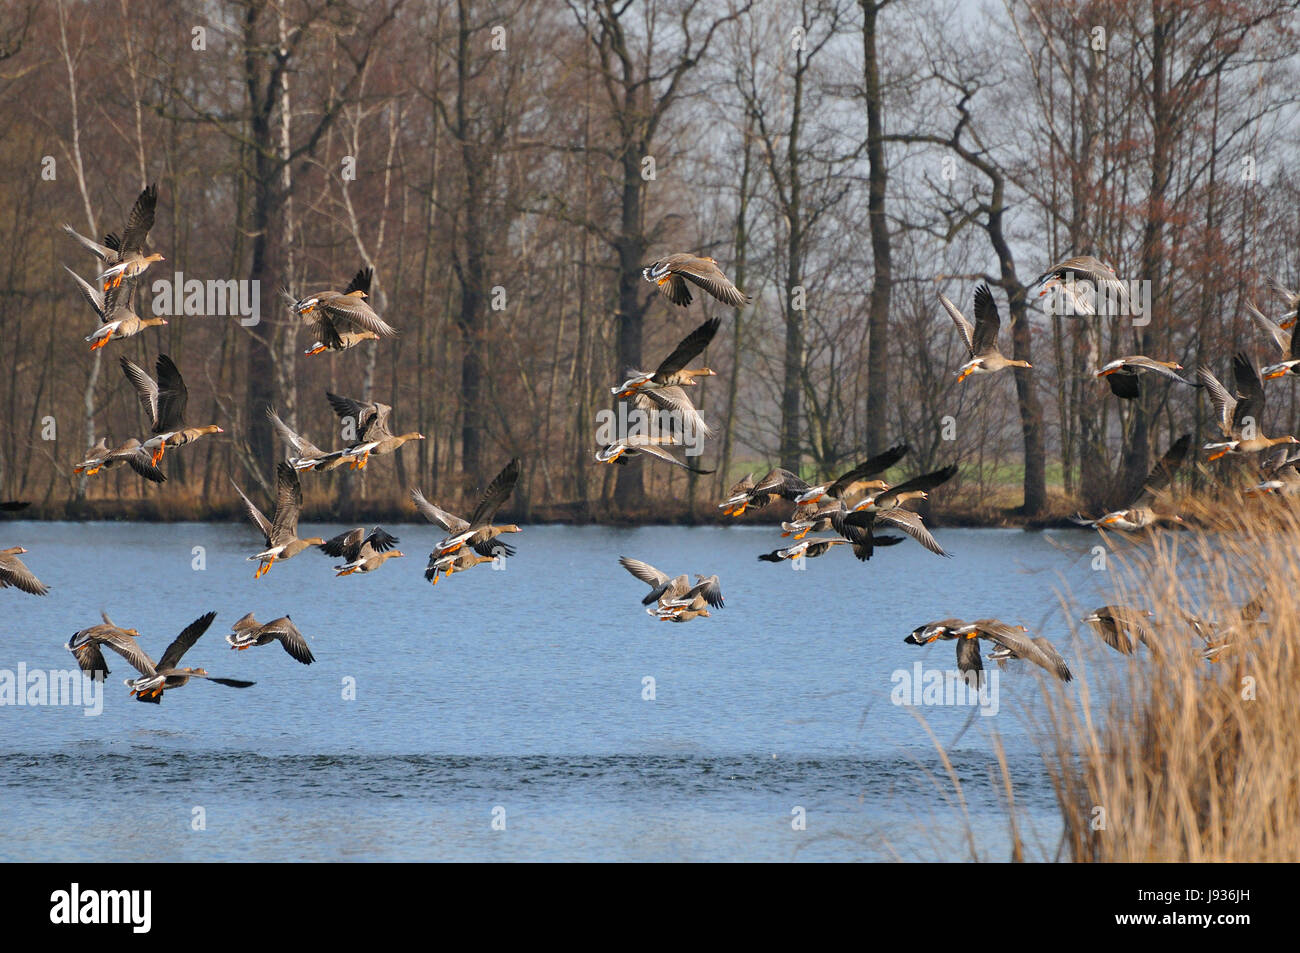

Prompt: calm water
xmin=0 ymin=521 xmax=1122 ymax=861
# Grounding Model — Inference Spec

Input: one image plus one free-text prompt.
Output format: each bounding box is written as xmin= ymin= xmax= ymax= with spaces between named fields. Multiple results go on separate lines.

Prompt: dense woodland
xmin=1 ymin=0 xmax=1298 ymax=522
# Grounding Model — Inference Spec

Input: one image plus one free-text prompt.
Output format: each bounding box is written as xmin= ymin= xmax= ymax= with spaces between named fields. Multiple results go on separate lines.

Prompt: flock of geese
xmin=9 ymin=185 xmax=528 ymax=702
xmin=5 ymin=185 xmax=1300 ymax=699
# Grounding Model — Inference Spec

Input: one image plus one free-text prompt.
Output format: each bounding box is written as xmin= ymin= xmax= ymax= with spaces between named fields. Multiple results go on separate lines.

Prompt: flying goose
xmin=266 ymin=408 xmax=355 ymax=471
xmin=595 ymin=435 xmax=714 ymax=473
xmin=285 ymin=267 xmax=398 ymax=355
xmin=904 ymin=619 xmax=984 ymax=685
xmin=619 ymin=556 xmax=724 ymax=619
xmin=73 ymin=437 xmax=166 ymax=483
xmin=226 ymin=613 xmax=315 ymax=665
xmin=1095 ymin=356 xmax=1195 ymax=400
xmin=86 ymin=184 xmax=165 ymax=291
xmin=642 ymin=254 xmax=748 ymax=308
xmin=232 ymin=462 xmax=325 ymax=578
xmin=1073 ymin=433 xmax=1190 ymax=530
xmin=120 ymin=354 xmax=224 ymax=465
xmin=0 ymin=546 xmax=48 ymax=596
xmin=1197 ymin=353 xmax=1298 ymax=459
xmin=791 ymin=444 xmax=909 ymax=506
xmin=1034 ymin=255 xmax=1130 ymax=315
xmin=612 ymin=317 xmax=720 ymax=398
xmin=66 ymin=612 xmax=150 ymax=679
xmin=114 ymin=611 xmax=256 ymax=703
xmin=325 ymin=392 xmax=422 ymax=468
xmin=1081 ymin=606 xmax=1157 ymax=656
xmin=419 ymin=458 xmax=521 ymax=559
xmin=322 ymin=527 xmax=404 ymax=576
xmin=65 ymin=265 xmax=166 ymax=350
xmin=940 ymin=284 xmax=1032 ymax=381
xmin=953 ymin=619 xmax=1073 ymax=681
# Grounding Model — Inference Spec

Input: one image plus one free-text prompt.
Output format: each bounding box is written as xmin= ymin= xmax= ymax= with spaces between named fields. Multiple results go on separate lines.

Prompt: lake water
xmin=0 ymin=521 xmax=1123 ymax=861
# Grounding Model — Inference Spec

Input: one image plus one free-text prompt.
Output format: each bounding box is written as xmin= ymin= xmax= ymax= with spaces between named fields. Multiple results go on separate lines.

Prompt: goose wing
xmin=119 ymin=356 xmax=159 ymax=425
xmin=64 ymin=265 xmax=107 ymax=319
xmin=653 ymin=317 xmax=721 ymax=381
xmin=269 ymin=462 xmax=303 ymax=544
xmin=675 ymin=259 xmax=748 ymax=307
xmin=119 ymin=183 xmax=158 ymax=254
xmin=410 ymin=489 xmax=468 ymax=533
xmin=263 ymin=616 xmax=315 ymax=665
xmin=1133 ymin=433 xmax=1190 ymax=506
xmin=1246 ymin=302 xmax=1290 ymax=355
xmin=977 ymin=622 xmax=1072 ymax=681
xmin=153 ymin=354 xmax=189 ymax=432
xmin=635 ymin=442 xmax=715 ymax=474
xmin=116 ymin=442 xmax=166 ymax=483
xmin=938 ymin=293 xmax=976 ymax=358
xmin=467 ymin=458 xmax=521 ymax=529
xmin=970 ymin=284 xmax=1002 ymax=356
xmin=158 ymin=611 xmax=217 ymax=672
xmin=877 ymin=509 xmax=949 ymax=557
xmin=827 ymin=444 xmax=908 ymax=498
xmin=1230 ymin=351 xmax=1265 ymax=431
xmin=1194 ymin=366 xmax=1236 ymax=436
xmin=0 ymin=554 xmax=49 ymax=595
xmin=266 ymin=408 xmax=328 ymax=459
xmin=321 ymin=528 xmax=366 ymax=561
xmin=231 ymin=480 xmax=273 ymax=543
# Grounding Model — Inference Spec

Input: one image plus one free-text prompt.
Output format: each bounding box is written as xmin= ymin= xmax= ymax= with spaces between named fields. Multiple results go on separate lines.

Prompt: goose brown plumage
xmin=226 ymin=613 xmax=315 ymax=664
xmin=65 ymin=265 xmax=167 ymax=350
xmin=611 ymin=317 xmax=721 ymax=398
xmin=642 ymin=254 xmax=748 ymax=308
xmin=1197 ymin=353 xmax=1298 ymax=459
xmin=413 ymin=458 xmax=521 ymax=561
xmin=120 ymin=354 xmax=224 ymax=465
xmin=112 ymin=611 xmax=255 ymax=702
xmin=233 ymin=462 xmax=325 ymax=578
xmin=322 ymin=527 xmax=404 ymax=576
xmin=0 ymin=546 xmax=48 ymax=596
xmin=1073 ymin=433 xmax=1190 ymax=530
xmin=73 ymin=437 xmax=166 ymax=483
xmin=285 ymin=267 xmax=397 ymax=355
xmin=940 ymin=284 xmax=1032 ymax=381
xmin=87 ymin=184 xmax=165 ymax=292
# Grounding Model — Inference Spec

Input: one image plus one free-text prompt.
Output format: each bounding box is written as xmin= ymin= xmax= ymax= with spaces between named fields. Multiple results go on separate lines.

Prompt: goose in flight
xmin=1034 ymin=255 xmax=1130 ymax=315
xmin=940 ymin=284 xmax=1032 ymax=382
xmin=1073 ymin=433 xmax=1190 ymax=530
xmin=226 ymin=613 xmax=315 ymax=665
xmin=612 ymin=317 xmax=720 ymax=399
xmin=114 ymin=611 xmax=255 ymax=703
xmin=120 ymin=354 xmax=223 ymax=466
xmin=232 ymin=462 xmax=325 ymax=578
xmin=285 ymin=267 xmax=398 ymax=355
xmin=1095 ymin=355 xmax=1195 ymax=400
xmin=321 ymin=527 xmax=404 ymax=576
xmin=73 ymin=437 xmax=166 ymax=483
xmin=65 ymin=265 xmax=167 ymax=350
xmin=642 ymin=254 xmax=748 ymax=308
xmin=619 ymin=556 xmax=724 ymax=620
xmin=1197 ymin=353 xmax=1298 ymax=459
xmin=904 ymin=619 xmax=984 ymax=686
xmin=953 ymin=619 xmax=1073 ymax=681
xmin=0 ymin=546 xmax=48 ymax=596
xmin=414 ymin=458 xmax=521 ymax=559
xmin=67 ymin=612 xmax=149 ymax=678
xmin=595 ymin=435 xmax=714 ymax=474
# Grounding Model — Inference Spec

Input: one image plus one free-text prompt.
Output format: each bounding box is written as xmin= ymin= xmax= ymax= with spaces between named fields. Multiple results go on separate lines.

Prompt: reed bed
xmin=1042 ymin=495 xmax=1300 ymax=861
